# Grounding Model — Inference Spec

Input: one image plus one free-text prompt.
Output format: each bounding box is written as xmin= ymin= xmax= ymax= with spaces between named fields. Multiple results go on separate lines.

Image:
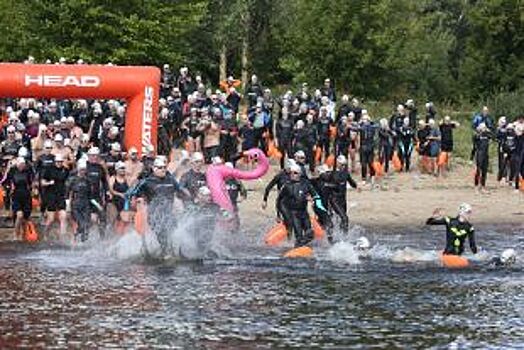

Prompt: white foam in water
xmin=107 ymin=210 xmax=231 ymax=261
xmin=326 ymin=241 xmax=361 ymax=264
xmin=390 ymin=247 xmax=438 ymax=263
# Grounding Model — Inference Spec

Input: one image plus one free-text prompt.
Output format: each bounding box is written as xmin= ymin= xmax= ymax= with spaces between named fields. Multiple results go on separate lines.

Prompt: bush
xmin=486 ymin=88 xmax=524 ymax=121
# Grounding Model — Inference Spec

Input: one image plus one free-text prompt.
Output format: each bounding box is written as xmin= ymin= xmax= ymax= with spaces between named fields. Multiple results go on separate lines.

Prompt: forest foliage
xmin=0 ymin=0 xmax=522 ymax=103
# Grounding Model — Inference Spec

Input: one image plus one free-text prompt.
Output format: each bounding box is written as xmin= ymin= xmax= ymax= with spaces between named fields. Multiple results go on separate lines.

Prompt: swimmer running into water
xmin=426 ymin=203 xmax=477 ymax=256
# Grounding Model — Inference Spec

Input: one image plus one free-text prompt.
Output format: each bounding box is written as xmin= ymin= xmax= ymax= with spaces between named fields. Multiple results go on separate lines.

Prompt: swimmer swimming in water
xmin=490 ymin=248 xmax=517 ymax=267
xmin=426 ymin=203 xmax=477 ymax=256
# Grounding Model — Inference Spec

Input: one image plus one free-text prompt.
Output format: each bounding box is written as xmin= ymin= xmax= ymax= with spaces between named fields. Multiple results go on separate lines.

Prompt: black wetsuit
xmin=378 ymin=128 xmax=395 ymax=173
xmin=86 ymin=162 xmax=108 ymax=236
xmin=496 ymin=127 xmax=509 ymax=181
xmin=135 ymin=173 xmax=186 ymax=253
xmin=112 ymin=177 xmax=129 ymax=213
xmin=279 ymin=178 xmax=317 ymax=247
xmin=42 ymin=165 xmax=69 ymax=211
xmin=263 ymin=171 xmax=292 ymax=233
xmin=359 ymin=123 xmax=378 ymax=180
xmin=426 ymin=216 xmax=477 ymax=256
xmin=440 ymin=123 xmax=457 ymax=153
xmin=317 ymin=117 xmax=332 ymax=160
xmin=310 ymin=173 xmax=334 ymax=242
xmin=324 ymin=168 xmax=357 ymax=233
xmin=35 ymin=154 xmax=55 ymax=213
xmin=67 ymin=174 xmax=93 ymax=241
xmin=501 ymin=129 xmax=519 ymax=184
xmin=515 ymin=134 xmax=524 ymax=191
xmin=471 ymin=131 xmax=494 ymax=187
xmin=179 ymin=169 xmax=207 ymax=200
xmin=417 ymin=127 xmax=430 ymax=156
xmin=6 ymin=167 xmax=34 ymax=219
xmin=219 ymin=117 xmax=238 ymax=163
xmin=398 ymin=125 xmax=415 ymax=171
xmin=276 ymin=118 xmax=294 ymax=169
xmin=335 ymin=123 xmax=350 ymax=159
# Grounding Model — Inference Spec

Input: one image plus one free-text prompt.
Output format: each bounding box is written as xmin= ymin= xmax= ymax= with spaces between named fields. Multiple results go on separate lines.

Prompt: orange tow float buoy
xmin=392 ymin=152 xmax=402 ymax=172
xmin=134 ymin=203 xmax=148 ymax=235
xmin=284 ymin=246 xmax=313 ymax=258
xmin=372 ymin=161 xmax=384 ymax=177
xmin=440 ymin=253 xmax=469 ymax=268
xmin=325 ymin=154 xmax=335 ymax=168
xmin=264 ymin=222 xmax=287 ymax=246
xmin=0 ymin=187 xmax=5 ymax=209
xmin=437 ymin=152 xmax=448 ymax=167
xmin=310 ymin=216 xmax=325 ymax=240
xmin=25 ymin=222 xmax=38 ymax=242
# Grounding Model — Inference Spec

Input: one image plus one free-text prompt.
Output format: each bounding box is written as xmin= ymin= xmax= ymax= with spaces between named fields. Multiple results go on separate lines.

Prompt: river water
xmin=0 ymin=225 xmax=523 ymax=349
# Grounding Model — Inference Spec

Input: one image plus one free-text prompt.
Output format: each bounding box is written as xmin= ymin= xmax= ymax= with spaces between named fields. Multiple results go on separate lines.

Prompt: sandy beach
xmin=239 ymin=160 xmax=524 ymax=235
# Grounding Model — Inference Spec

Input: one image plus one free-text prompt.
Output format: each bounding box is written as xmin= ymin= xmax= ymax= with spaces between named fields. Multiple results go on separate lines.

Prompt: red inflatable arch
xmin=0 ymin=63 xmax=160 ymax=154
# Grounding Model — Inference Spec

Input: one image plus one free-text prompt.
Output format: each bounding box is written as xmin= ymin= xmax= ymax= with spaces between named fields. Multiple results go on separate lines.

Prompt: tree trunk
xmin=241 ymin=36 xmax=249 ymax=89
xmin=241 ymin=1 xmax=251 ymax=89
xmin=219 ymin=43 xmax=227 ymax=82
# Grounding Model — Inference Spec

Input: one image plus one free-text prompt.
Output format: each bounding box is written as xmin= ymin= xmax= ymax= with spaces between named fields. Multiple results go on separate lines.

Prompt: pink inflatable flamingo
xmin=206 ymin=148 xmax=269 ymax=213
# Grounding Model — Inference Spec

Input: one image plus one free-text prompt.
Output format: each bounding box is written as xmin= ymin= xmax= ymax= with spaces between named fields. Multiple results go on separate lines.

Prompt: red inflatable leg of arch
xmin=0 ymin=63 xmax=160 ymax=154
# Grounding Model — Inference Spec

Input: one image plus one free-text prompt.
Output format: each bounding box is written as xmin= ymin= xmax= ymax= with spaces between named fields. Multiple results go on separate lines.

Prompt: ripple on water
xmin=0 ymin=229 xmax=523 ymax=348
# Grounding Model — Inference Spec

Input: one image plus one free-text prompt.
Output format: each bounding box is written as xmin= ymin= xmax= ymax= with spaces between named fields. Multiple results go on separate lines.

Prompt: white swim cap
xmin=18 ymin=147 xmax=29 ymax=158
xmin=500 ymin=248 xmax=517 ymax=264
xmin=356 ymin=236 xmax=371 ymax=250
xmin=115 ymin=161 xmax=126 ymax=170
xmin=192 ymin=152 xmax=204 ymax=162
xmin=458 ymin=203 xmax=472 ymax=216
xmin=77 ymin=159 xmax=87 ymax=169
xmin=153 ymin=157 xmax=167 ymax=168
xmin=198 ymin=186 xmax=211 ymax=196
xmin=285 ymin=159 xmax=297 ymax=170
xmin=294 ymin=150 xmax=305 ymax=158
xmin=289 ymin=164 xmax=301 ymax=174
xmin=225 ymin=162 xmax=234 ymax=169
xmin=54 ymin=133 xmax=64 ymax=142
xmin=111 ymin=143 xmax=121 ymax=151
xmin=87 ymin=146 xmax=100 ymax=155
xmin=336 ymin=155 xmax=347 ymax=165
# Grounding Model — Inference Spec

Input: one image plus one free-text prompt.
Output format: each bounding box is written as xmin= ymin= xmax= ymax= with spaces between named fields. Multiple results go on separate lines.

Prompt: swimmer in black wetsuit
xmin=67 ymin=159 xmax=93 ymax=242
xmin=310 ymin=165 xmax=334 ymax=243
xmin=179 ymin=152 xmax=207 ymax=201
xmin=5 ymin=157 xmax=34 ymax=240
xmin=490 ymin=248 xmax=517 ymax=267
xmin=263 ymin=159 xmax=293 ymax=237
xmin=471 ymin=123 xmax=495 ymax=193
xmin=41 ymin=153 xmax=70 ymax=240
xmin=426 ymin=203 xmax=477 ymax=256
xmin=279 ymin=164 xmax=326 ymax=247
xmin=133 ymin=157 xmax=191 ymax=256
xmin=324 ymin=155 xmax=358 ymax=235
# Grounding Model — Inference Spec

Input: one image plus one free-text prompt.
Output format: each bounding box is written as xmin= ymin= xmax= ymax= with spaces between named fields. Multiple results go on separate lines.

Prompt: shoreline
xmin=240 ymin=163 xmax=524 ymax=235
xmin=0 ymin=163 xmax=522 ymax=243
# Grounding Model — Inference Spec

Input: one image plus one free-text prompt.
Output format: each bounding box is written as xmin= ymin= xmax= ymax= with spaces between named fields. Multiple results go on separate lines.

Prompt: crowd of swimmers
xmin=0 ymin=58 xmax=523 ymax=259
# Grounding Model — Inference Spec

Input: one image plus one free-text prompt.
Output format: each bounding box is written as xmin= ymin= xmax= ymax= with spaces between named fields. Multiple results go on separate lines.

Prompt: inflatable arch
xmin=0 ymin=63 xmax=160 ymax=153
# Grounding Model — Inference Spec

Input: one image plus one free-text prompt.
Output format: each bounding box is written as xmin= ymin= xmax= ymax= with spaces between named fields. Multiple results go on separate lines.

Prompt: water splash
xmin=326 ymin=241 xmax=361 ymax=264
